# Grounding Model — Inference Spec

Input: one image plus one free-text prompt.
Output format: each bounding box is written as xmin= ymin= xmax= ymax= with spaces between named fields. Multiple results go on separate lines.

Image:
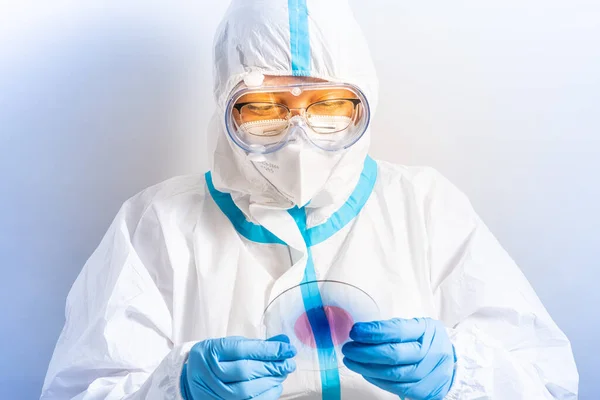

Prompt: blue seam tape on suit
xmin=206 ymin=156 xmax=377 ymax=246
xmin=288 ymin=0 xmax=310 ymax=75
xmin=205 ymin=172 xmax=285 ymax=244
xmin=289 ymin=206 xmax=341 ymax=400
xmin=306 ymin=156 xmax=377 ymax=246
xmin=206 ymin=158 xmax=378 ymax=399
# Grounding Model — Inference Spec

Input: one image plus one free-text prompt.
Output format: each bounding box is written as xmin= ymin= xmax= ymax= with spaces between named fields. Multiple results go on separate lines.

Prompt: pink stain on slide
xmin=294 ymin=306 xmax=354 ymax=348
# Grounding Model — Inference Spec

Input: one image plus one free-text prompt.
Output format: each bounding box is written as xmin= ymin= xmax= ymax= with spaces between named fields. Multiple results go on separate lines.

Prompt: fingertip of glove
xmin=349 ymin=321 xmax=376 ymax=340
xmin=267 ymin=334 xmax=291 ymax=343
xmin=285 ymin=358 xmax=297 ymax=373
xmin=341 ymin=356 xmax=358 ymax=372
xmin=341 ymin=341 xmax=354 ymax=354
xmin=283 ymin=343 xmax=297 ymax=358
xmin=273 ymin=341 xmax=296 ymax=358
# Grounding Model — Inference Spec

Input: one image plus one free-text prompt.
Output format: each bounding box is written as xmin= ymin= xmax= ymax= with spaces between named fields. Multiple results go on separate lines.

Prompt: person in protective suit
xmin=42 ymin=1 xmax=578 ymax=399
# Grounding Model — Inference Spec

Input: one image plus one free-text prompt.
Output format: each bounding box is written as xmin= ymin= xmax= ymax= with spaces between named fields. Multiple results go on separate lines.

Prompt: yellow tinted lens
xmin=308 ymin=100 xmax=355 ymax=117
xmin=236 ymin=103 xmax=289 ymax=136
xmin=307 ymin=100 xmax=356 ymax=133
xmin=240 ymin=119 xmax=289 ymax=137
xmin=240 ymin=103 xmax=288 ymax=122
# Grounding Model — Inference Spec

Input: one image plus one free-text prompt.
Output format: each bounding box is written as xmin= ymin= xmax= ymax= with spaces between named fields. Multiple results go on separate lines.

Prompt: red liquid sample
xmin=294 ymin=306 xmax=354 ymax=348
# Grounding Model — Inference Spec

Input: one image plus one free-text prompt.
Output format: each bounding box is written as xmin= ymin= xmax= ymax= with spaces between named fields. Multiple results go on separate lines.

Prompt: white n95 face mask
xmin=250 ymin=134 xmax=344 ymax=208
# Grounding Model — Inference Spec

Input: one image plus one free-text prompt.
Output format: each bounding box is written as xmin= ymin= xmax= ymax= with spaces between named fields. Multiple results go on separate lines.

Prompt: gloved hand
xmin=342 ymin=318 xmax=455 ymax=400
xmin=181 ymin=335 xmax=297 ymax=400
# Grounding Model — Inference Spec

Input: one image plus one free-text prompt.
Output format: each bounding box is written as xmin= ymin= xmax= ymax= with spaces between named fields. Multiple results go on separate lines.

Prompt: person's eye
xmin=320 ymin=100 xmax=346 ymax=107
xmin=247 ymin=104 xmax=277 ymax=112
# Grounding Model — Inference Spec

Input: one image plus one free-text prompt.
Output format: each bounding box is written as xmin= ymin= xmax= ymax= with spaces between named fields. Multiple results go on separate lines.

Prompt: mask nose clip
xmin=289 ymin=115 xmax=305 ymax=125
xmin=286 ymin=116 xmax=310 ymax=144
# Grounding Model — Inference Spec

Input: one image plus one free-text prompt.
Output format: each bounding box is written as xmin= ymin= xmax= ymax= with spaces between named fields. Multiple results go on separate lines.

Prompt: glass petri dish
xmin=261 ymin=280 xmax=380 ymax=372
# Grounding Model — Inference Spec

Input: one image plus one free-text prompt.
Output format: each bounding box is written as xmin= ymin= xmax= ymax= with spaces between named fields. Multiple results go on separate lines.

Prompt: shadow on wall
xmin=0 ymin=9 xmax=212 ymax=398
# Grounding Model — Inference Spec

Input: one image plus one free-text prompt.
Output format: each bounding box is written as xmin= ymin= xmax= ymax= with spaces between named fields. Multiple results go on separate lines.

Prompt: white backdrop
xmin=0 ymin=1 xmax=598 ymax=398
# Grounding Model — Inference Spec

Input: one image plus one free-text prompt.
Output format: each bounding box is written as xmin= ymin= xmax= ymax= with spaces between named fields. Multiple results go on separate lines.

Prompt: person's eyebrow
xmin=236 ymin=93 xmax=279 ymax=103
xmin=311 ymin=89 xmax=357 ymax=102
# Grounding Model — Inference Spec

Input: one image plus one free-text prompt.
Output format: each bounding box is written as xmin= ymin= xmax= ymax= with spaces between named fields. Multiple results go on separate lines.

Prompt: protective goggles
xmin=224 ymin=82 xmax=370 ymax=154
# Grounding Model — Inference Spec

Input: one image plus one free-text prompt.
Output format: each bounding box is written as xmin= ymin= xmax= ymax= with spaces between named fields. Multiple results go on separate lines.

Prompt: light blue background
xmin=1 ymin=1 xmax=598 ymax=399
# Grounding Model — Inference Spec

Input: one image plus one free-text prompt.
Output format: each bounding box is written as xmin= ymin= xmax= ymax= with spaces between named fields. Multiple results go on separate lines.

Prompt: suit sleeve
xmin=422 ymin=170 xmax=578 ymax=399
xmin=41 ymin=198 xmax=193 ymax=400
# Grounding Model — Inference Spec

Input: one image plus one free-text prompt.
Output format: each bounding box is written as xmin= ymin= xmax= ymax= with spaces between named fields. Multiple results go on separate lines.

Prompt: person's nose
xmin=289 ymin=108 xmax=303 ymax=117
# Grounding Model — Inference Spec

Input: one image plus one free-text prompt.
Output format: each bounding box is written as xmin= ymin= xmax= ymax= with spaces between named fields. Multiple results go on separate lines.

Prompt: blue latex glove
xmin=181 ymin=335 xmax=297 ymax=400
xmin=342 ymin=318 xmax=456 ymax=400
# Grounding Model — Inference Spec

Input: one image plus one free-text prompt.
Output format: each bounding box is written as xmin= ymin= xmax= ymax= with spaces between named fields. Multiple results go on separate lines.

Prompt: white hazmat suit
xmin=42 ymin=0 xmax=578 ymax=399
